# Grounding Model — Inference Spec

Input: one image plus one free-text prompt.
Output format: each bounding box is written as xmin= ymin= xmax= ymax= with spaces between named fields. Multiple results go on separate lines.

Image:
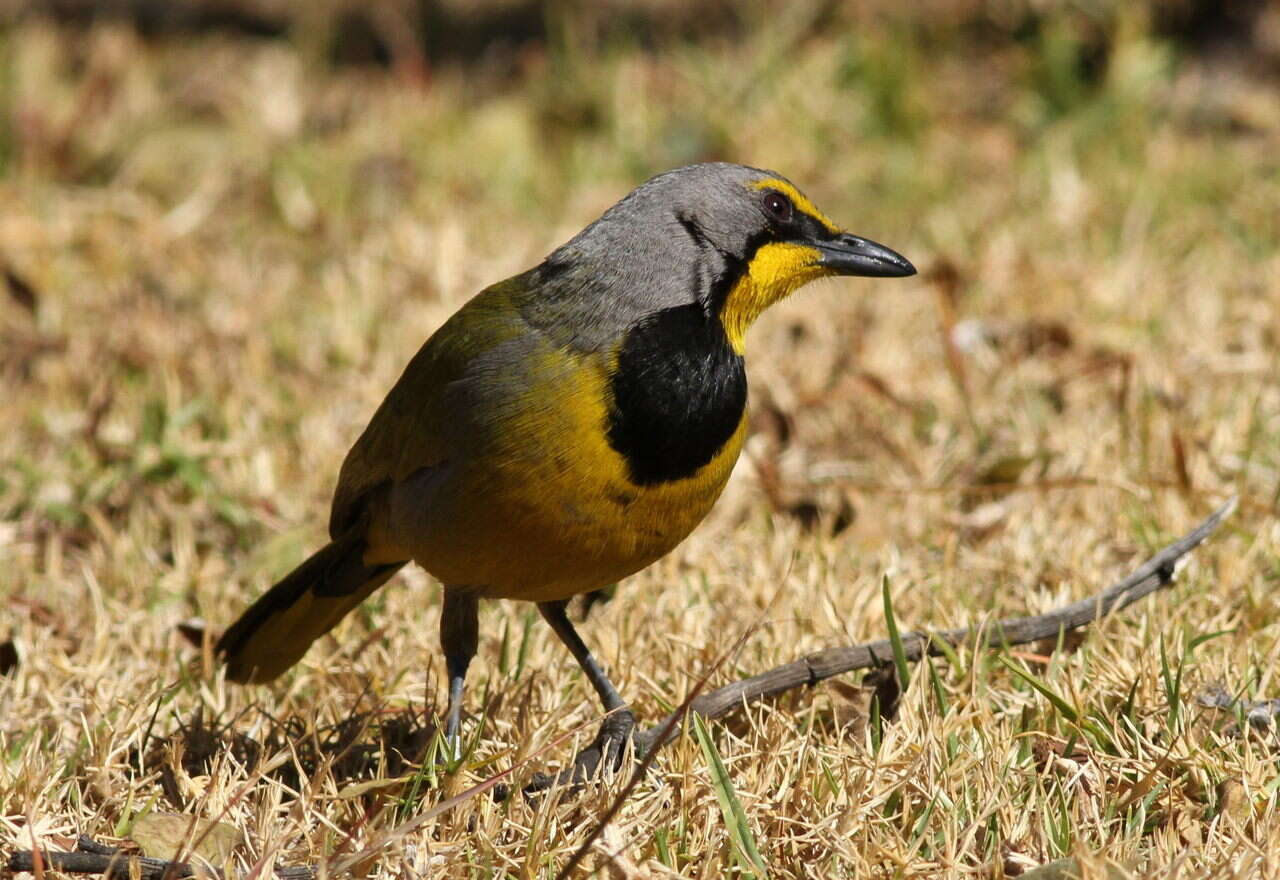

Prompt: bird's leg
xmin=524 ymin=599 xmax=636 ymax=794
xmin=439 ymin=588 xmax=479 ymax=761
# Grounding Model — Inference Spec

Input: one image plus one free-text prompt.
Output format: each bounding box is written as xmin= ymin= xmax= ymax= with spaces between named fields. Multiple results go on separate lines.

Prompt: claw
xmin=522 ymin=708 xmax=637 ymax=797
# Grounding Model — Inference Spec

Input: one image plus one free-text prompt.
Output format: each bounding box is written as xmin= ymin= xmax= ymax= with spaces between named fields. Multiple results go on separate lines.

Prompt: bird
xmin=216 ymin=162 xmax=915 ymax=785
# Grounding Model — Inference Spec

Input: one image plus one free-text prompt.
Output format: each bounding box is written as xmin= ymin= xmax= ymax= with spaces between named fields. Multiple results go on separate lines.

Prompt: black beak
xmin=812 ymin=233 xmax=916 ymax=278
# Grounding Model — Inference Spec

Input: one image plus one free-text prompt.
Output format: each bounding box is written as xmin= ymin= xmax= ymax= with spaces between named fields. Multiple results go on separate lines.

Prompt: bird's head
xmin=550 ymin=163 xmax=915 ymax=353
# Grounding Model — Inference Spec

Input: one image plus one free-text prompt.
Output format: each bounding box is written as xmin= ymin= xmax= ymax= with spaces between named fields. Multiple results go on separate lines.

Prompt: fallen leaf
xmin=828 ymin=678 xmax=870 ymax=732
xmin=129 ymin=812 xmax=243 ymax=867
xmin=826 ymin=666 xmax=901 ymax=735
xmin=1216 ymin=779 xmax=1252 ymax=824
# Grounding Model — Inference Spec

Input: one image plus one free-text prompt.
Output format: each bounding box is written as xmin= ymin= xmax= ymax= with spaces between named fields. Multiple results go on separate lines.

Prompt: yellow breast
xmin=411 ymin=350 xmax=746 ymax=602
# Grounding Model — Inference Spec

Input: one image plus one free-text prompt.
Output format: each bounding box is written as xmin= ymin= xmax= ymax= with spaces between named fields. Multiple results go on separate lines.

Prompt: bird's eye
xmin=762 ymin=191 xmax=793 ymax=224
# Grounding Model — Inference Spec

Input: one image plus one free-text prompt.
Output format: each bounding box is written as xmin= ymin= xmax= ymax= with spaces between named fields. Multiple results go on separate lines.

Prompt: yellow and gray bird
xmin=217 ymin=162 xmax=915 ymax=782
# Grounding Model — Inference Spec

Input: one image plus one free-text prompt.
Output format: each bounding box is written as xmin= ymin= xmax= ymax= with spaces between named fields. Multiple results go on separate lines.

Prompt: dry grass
xmin=2 ymin=5 xmax=1280 ymax=877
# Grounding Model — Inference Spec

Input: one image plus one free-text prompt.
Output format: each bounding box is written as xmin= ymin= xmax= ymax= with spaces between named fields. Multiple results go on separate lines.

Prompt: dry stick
xmin=4 ymin=499 xmax=1236 ymax=879
xmin=5 ymin=837 xmax=316 ymax=880
xmin=634 ymin=496 xmax=1236 ymax=755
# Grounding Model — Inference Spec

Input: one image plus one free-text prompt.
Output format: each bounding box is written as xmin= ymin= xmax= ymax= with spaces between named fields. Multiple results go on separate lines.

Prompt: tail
xmin=217 ymin=533 xmax=406 ymax=683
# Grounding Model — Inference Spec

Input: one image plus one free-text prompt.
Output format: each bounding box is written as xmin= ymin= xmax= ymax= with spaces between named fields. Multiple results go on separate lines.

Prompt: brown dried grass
xmin=2 ymin=7 xmax=1279 ymax=877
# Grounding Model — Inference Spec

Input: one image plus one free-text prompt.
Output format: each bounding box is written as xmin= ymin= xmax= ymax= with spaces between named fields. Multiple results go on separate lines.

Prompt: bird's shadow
xmin=136 ymin=700 xmax=448 ymax=808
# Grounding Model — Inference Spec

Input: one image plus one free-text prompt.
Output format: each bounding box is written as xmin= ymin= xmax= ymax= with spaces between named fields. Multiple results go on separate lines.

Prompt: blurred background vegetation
xmin=3 ymin=1 xmax=1280 ymax=874
xmin=2 ymin=0 xmax=1277 ymax=187
xmin=2 ymin=0 xmax=1277 ymax=546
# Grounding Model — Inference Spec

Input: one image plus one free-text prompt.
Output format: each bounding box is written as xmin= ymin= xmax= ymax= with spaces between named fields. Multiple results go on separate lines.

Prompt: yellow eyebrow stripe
xmin=750 ymin=177 xmax=840 ymax=235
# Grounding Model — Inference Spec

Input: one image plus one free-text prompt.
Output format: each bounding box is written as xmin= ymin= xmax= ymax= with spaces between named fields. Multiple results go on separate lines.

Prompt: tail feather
xmin=217 ymin=535 xmax=406 ymax=683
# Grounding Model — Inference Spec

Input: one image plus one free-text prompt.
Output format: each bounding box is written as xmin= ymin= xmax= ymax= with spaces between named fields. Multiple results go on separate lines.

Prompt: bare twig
xmin=634 ymin=496 xmax=1236 ymax=754
xmin=4 ymin=836 xmax=315 ymax=880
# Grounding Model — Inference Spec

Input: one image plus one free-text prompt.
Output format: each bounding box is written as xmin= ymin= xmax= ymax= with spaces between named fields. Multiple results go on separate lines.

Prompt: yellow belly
xmin=393 ymin=350 xmax=746 ymax=602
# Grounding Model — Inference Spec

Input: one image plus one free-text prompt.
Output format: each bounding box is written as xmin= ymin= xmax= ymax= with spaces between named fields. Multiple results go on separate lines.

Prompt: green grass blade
xmin=927 ymin=654 xmax=948 ymax=716
xmin=1000 ymin=656 xmax=1079 ymax=725
xmin=514 ymin=609 xmax=535 ymax=681
xmin=654 ymin=829 xmax=673 ymax=869
xmin=1159 ymin=635 xmax=1181 ymax=732
xmin=691 ymin=712 xmax=768 ymax=877
xmin=930 ymin=632 xmax=963 ymax=672
xmin=497 ymin=617 xmax=511 ymax=677
xmin=870 ymin=692 xmax=884 ymax=755
xmin=882 ymin=573 xmax=912 ymax=693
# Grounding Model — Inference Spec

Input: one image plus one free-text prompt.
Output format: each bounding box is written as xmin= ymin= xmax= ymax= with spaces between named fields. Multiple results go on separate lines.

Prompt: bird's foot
xmin=520 ymin=708 xmax=637 ymax=797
